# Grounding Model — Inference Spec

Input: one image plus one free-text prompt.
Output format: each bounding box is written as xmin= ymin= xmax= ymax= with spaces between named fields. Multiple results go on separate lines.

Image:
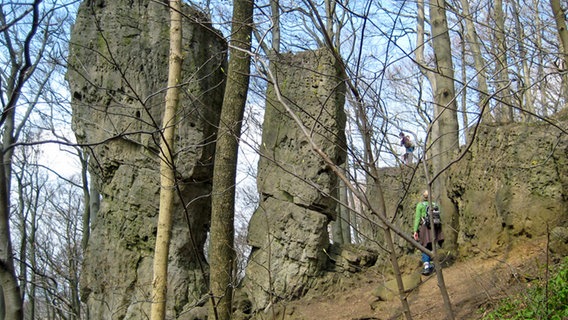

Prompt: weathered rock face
xmin=448 ymin=121 xmax=568 ymax=256
xmin=243 ymin=49 xmax=347 ymax=310
xmin=380 ymin=119 xmax=568 ymax=260
xmin=66 ymin=1 xmax=226 ymax=319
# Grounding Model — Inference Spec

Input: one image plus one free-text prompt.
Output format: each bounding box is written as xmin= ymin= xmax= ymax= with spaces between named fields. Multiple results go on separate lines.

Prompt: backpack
xmin=422 ymin=204 xmax=441 ymax=229
xmin=403 ymin=135 xmax=414 ymax=148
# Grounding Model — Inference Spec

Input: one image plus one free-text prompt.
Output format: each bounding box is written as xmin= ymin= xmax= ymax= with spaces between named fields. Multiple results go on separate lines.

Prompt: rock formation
xmin=448 ymin=121 xmax=568 ymax=256
xmin=66 ymin=1 xmax=226 ymax=319
xmin=379 ymin=118 xmax=568 ymax=260
xmin=243 ymin=49 xmax=347 ymax=310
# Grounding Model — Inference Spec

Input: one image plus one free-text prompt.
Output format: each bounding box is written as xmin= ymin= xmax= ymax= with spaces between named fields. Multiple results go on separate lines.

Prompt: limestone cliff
xmin=66 ymin=1 xmax=226 ymax=319
xmin=380 ymin=118 xmax=568 ymax=260
xmin=448 ymin=120 xmax=568 ymax=256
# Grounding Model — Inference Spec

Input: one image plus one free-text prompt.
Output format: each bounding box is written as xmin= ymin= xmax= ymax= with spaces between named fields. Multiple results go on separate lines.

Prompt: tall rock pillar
xmin=244 ymin=49 xmax=347 ymax=309
xmin=66 ymin=1 xmax=226 ymax=319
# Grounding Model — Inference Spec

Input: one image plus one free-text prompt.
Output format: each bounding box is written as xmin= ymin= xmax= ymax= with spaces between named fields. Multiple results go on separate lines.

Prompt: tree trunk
xmin=334 ymin=164 xmax=352 ymax=244
xmin=324 ymin=0 xmax=336 ymax=42
xmin=209 ymin=0 xmax=253 ymax=318
xmin=331 ymin=216 xmax=344 ymax=244
xmin=533 ymin=0 xmax=549 ymax=116
xmin=89 ymin=174 xmax=100 ymax=227
xmin=0 ymin=43 xmax=24 ymax=320
xmin=80 ymin=150 xmax=91 ymax=250
xmin=340 ymin=176 xmax=352 ymax=244
xmin=511 ymin=0 xmax=535 ymax=120
xmin=427 ymin=0 xmax=458 ymax=317
xmin=0 ymin=153 xmax=23 ymax=320
xmin=16 ymin=175 xmax=27 ymax=305
xmin=459 ymin=27 xmax=468 ymax=141
xmin=348 ymin=165 xmax=361 ymax=244
xmin=428 ymin=0 xmax=460 ymax=253
xmin=551 ymin=0 xmax=568 ymax=55
xmin=150 ymin=1 xmax=183 ymax=319
xmin=270 ymin=0 xmax=280 ymax=53
xmin=459 ymin=0 xmax=492 ymax=122
xmin=417 ymin=0 xmax=460 ymax=253
xmin=29 ymin=192 xmax=37 ymax=320
xmin=493 ymin=0 xmax=513 ymax=122
xmin=416 ymin=0 xmax=435 ymax=86
xmin=550 ymin=0 xmax=568 ymax=102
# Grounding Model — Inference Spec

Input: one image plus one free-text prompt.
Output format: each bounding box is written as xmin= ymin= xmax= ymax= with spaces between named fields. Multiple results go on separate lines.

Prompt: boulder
xmin=371 ymin=272 xmax=422 ymax=301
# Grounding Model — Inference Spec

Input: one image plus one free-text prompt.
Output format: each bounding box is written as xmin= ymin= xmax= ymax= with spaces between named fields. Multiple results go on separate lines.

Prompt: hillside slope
xmin=278 ymin=236 xmax=549 ymax=320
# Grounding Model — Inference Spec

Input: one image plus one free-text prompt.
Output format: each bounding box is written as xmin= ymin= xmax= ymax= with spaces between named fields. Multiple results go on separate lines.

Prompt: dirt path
xmin=285 ymin=237 xmax=548 ymax=320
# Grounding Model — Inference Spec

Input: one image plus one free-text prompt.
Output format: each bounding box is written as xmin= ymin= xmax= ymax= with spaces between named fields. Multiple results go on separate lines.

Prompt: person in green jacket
xmin=413 ymin=190 xmax=444 ymax=275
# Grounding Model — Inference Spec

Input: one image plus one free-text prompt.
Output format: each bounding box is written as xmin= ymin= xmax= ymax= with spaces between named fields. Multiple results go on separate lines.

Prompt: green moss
xmin=97 ymin=33 xmax=106 ymax=52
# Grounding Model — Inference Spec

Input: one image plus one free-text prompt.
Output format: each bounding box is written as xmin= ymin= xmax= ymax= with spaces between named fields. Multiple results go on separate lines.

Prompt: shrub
xmin=481 ymin=257 xmax=568 ymax=320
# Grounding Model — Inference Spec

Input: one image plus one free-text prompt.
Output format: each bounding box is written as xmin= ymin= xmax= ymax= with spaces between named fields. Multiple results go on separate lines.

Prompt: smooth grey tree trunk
xmin=550 ymin=0 xmax=568 ymax=102
xmin=428 ymin=0 xmax=460 ymax=253
xmin=493 ymin=0 xmax=513 ymax=122
xmin=459 ymin=0 xmax=492 ymax=122
xmin=427 ymin=0 xmax=459 ymax=317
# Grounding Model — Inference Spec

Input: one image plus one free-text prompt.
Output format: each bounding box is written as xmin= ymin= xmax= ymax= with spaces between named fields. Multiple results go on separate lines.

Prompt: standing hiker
xmin=399 ymin=132 xmax=415 ymax=164
xmin=413 ymin=190 xmax=444 ymax=275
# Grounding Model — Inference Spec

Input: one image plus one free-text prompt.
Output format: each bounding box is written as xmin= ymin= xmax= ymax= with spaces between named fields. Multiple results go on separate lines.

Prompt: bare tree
xmin=12 ymin=142 xmax=87 ymax=320
xmin=43 ymin=178 xmax=84 ymax=320
xmin=150 ymin=1 xmax=183 ymax=319
xmin=0 ymin=1 xmax=75 ymax=318
xmin=11 ymin=131 xmax=47 ymax=320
